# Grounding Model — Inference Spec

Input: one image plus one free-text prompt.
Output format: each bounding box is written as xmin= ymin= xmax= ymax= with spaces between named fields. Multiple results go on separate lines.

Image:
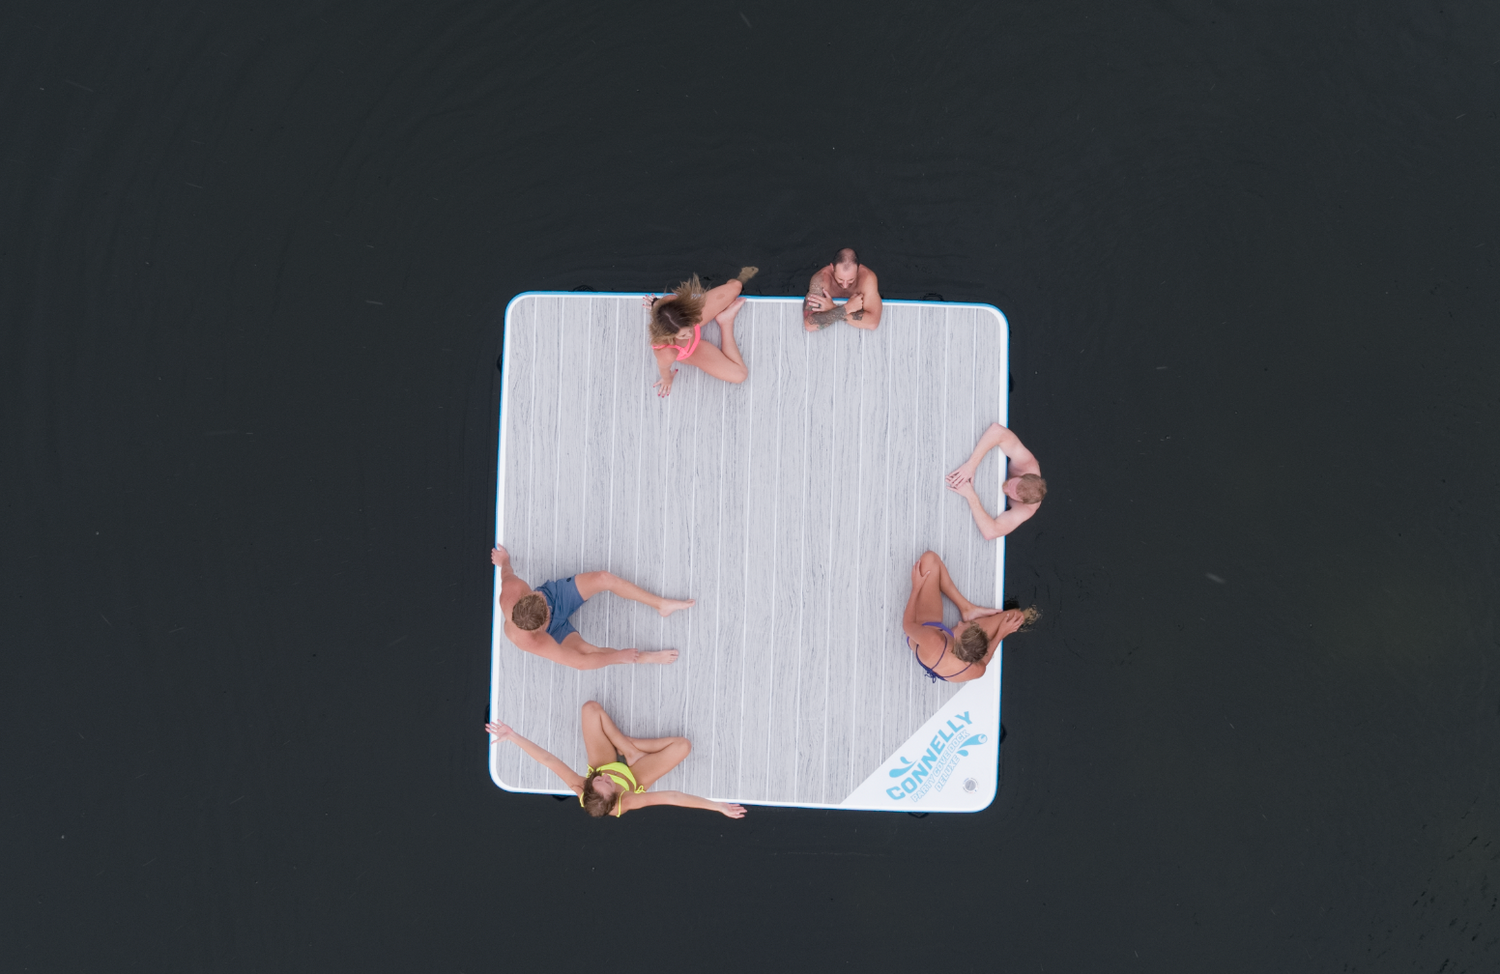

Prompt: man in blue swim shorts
xmin=490 ymin=546 xmax=693 ymax=670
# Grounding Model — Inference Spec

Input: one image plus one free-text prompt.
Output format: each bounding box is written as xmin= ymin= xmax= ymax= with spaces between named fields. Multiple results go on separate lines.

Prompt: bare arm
xmin=975 ymin=504 xmax=1036 ymax=541
xmin=622 ymin=790 xmax=747 ymax=818
xmin=807 ymin=301 xmax=850 ymax=330
xmin=652 ymin=345 xmax=678 ymax=377
xmin=652 ymin=345 xmax=680 ymax=397
xmin=991 ymin=424 xmax=1040 ymax=476
xmin=946 ymin=610 xmax=1027 ymax=682
xmin=804 ymin=268 xmax=833 ymax=312
xmin=850 ymin=273 xmax=882 ymax=330
xmin=491 ymin=546 xmax=533 ymax=615
xmin=487 ymin=722 xmax=585 ymax=791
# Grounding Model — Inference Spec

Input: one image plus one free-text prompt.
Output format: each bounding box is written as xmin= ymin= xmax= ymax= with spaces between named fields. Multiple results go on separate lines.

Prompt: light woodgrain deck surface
xmin=490 ymin=294 xmax=1007 ymax=806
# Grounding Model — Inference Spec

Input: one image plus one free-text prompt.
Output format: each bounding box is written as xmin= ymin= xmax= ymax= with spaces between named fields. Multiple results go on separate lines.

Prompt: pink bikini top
xmin=653 ymin=323 xmax=701 ymax=361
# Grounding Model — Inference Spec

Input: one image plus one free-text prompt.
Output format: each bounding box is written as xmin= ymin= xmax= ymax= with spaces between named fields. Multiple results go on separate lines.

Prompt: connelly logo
xmin=885 ymin=711 xmax=987 ymax=802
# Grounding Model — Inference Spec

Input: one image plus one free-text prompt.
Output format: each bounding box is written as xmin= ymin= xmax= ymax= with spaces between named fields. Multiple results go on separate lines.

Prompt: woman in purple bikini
xmin=902 ymin=551 xmax=1039 ymax=683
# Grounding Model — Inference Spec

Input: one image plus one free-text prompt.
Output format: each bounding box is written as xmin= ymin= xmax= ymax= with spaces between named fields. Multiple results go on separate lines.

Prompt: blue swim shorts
xmin=535 ymin=576 xmax=586 ymax=644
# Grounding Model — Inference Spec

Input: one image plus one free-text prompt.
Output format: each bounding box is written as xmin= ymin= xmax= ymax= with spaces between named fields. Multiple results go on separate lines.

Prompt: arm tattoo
xmin=809 ymin=306 xmax=847 ymax=329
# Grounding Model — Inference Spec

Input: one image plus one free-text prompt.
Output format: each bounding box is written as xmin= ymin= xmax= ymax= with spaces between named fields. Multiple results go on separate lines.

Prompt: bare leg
xmin=682 ymin=297 xmax=748 ymax=383
xmin=929 ymin=552 xmax=1000 ymax=622
xmin=913 ymin=551 xmax=946 ymax=624
xmin=579 ymin=701 xmax=622 ymax=768
xmin=626 ymin=734 xmax=685 ymax=755
xmin=946 ymin=421 xmax=1007 ymax=488
xmin=557 ymin=633 xmax=645 ymax=669
xmin=574 ymin=571 xmax=694 ymax=618
xmin=628 ymin=737 xmax=692 ymax=790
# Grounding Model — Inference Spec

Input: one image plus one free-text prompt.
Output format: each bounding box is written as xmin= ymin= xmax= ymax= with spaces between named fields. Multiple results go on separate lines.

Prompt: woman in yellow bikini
xmin=646 ymin=267 xmax=758 ymax=398
xmin=485 ymin=701 xmax=747 ymax=819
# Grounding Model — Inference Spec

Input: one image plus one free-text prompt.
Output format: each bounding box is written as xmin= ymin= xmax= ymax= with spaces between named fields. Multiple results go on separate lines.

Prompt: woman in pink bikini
xmin=646 ymin=266 xmax=758 ymax=398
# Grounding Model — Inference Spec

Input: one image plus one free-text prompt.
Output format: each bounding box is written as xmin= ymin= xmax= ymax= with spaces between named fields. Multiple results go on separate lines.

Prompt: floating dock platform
xmin=490 ymin=293 xmax=1009 ymax=811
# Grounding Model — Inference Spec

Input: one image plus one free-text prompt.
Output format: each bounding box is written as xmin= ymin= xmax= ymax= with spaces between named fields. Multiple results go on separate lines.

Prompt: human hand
xmin=945 ymin=466 xmax=974 ymax=490
xmin=641 ymin=293 xmax=660 ymax=312
xmin=805 ymin=288 xmax=830 ymax=312
xmin=485 ymin=721 xmax=514 ymax=743
xmin=846 ymin=292 xmax=864 ymax=315
xmin=491 ymin=546 xmax=510 ymax=568
xmin=719 ymin=802 xmax=747 ymax=819
xmin=911 ymin=559 xmax=931 ymax=587
xmin=654 ymin=368 xmax=677 ymax=398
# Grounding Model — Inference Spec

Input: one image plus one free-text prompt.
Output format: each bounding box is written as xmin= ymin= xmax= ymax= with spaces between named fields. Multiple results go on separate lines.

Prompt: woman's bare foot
xmin=962 ymin=605 xmax=1002 ymax=622
xmin=736 ymin=266 xmax=759 ymax=283
xmin=657 ymin=598 xmax=694 ymax=619
xmin=717 ymin=296 xmax=746 ymax=327
xmin=636 ymin=649 xmax=679 ymax=665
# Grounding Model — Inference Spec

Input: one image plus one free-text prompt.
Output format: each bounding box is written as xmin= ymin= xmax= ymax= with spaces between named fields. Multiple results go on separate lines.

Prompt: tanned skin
xmin=491 ymin=546 xmax=691 ymax=670
xmin=902 ymin=551 xmax=1029 ymax=683
xmin=803 ymin=258 xmax=882 ymax=332
xmin=486 ymin=702 xmax=746 ymax=818
xmin=944 ymin=423 xmax=1043 ymax=540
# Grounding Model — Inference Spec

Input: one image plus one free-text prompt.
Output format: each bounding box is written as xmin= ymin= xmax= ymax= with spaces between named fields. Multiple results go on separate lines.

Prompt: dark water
xmin=4 ymin=1 xmax=1497 ymax=970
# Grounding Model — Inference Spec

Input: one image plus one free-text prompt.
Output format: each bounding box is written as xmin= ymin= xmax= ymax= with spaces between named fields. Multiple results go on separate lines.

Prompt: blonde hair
xmin=954 ymin=624 xmax=989 ymax=663
xmin=648 ymin=275 xmax=707 ymax=346
xmin=1016 ymin=474 xmax=1048 ymax=504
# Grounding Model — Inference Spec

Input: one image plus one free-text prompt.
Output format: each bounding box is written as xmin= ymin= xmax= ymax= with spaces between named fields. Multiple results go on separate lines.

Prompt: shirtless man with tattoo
xmin=803 ymin=248 xmax=883 ymax=332
xmin=491 ymin=546 xmax=691 ymax=670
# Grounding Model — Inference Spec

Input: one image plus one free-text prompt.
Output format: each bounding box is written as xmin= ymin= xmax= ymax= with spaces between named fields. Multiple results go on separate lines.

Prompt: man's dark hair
xmin=833 ymin=247 xmax=859 ymax=268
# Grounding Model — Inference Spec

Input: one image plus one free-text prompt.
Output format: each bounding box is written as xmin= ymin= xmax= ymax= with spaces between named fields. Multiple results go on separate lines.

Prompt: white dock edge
xmin=490 ymin=293 xmax=1008 ymax=812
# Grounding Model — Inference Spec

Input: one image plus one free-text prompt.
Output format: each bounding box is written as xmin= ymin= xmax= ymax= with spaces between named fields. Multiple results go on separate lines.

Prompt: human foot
xmin=962 ymin=605 xmax=1002 ymax=622
xmin=716 ymin=296 xmax=746 ymax=327
xmin=657 ymin=598 xmax=695 ymax=619
xmin=736 ymin=266 xmax=759 ymax=283
xmin=636 ymin=649 xmax=679 ymax=665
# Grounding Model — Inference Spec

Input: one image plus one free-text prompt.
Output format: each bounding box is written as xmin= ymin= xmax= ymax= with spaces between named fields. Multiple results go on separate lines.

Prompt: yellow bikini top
xmin=581 ymin=761 xmax=645 ymax=817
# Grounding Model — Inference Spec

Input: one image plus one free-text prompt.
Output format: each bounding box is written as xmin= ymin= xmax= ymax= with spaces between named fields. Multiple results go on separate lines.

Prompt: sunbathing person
xmin=902 ymin=550 xmax=1038 ymax=684
xmin=486 ymin=701 xmax=747 ymax=819
xmin=647 ymin=267 xmax=758 ymax=398
xmin=945 ymin=422 xmax=1047 ymax=540
xmin=803 ymin=247 xmax=882 ymax=331
xmin=491 ymin=546 xmax=689 ymax=670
